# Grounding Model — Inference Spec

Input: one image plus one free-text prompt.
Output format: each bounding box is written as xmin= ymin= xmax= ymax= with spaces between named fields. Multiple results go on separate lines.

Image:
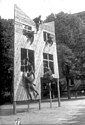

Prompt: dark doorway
xmin=41 ymin=78 xmax=57 ymax=99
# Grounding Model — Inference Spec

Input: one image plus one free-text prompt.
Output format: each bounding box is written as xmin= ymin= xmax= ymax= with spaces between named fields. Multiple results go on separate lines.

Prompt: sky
xmin=0 ymin=0 xmax=85 ymax=20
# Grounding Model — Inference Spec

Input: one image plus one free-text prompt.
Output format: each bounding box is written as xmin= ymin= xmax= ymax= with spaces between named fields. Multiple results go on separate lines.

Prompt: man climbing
xmin=23 ymin=57 xmax=39 ymax=100
xmin=43 ymin=66 xmax=54 ymax=82
xmin=33 ymin=15 xmax=42 ymax=32
xmin=43 ymin=66 xmax=55 ymax=98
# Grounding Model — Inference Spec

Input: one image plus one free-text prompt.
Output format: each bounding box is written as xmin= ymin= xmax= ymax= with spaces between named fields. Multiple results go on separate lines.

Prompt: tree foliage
xmin=0 ymin=17 xmax=14 ymax=104
xmin=45 ymin=12 xmax=85 ymax=79
xmin=45 ymin=12 xmax=85 ymax=98
xmin=44 ymin=13 xmax=55 ymax=23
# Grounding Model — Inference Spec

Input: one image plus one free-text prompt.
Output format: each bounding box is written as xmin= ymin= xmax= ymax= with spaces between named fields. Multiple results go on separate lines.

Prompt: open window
xmin=21 ymin=48 xmax=34 ymax=72
xmin=23 ymin=24 xmax=32 ymax=31
xmin=43 ymin=31 xmax=54 ymax=45
xmin=23 ymin=24 xmax=34 ymax=44
xmin=43 ymin=53 xmax=54 ymax=74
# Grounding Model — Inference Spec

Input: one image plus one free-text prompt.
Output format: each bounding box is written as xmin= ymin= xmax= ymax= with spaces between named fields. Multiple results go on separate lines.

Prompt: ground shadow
xmin=0 ymin=108 xmax=28 ymax=116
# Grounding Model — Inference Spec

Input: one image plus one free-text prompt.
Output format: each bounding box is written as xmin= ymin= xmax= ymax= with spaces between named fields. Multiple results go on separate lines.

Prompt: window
xmin=43 ymin=31 xmax=49 ymax=42
xmin=43 ymin=31 xmax=54 ymax=45
xmin=21 ymin=48 xmax=34 ymax=71
xmin=23 ymin=25 xmax=34 ymax=44
xmin=23 ymin=24 xmax=32 ymax=31
xmin=43 ymin=53 xmax=54 ymax=74
xmin=43 ymin=31 xmax=54 ymax=41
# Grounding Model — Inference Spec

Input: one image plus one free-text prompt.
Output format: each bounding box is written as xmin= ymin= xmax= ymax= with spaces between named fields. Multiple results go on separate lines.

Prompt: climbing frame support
xmin=49 ymin=82 xmax=52 ymax=108
xmin=39 ymin=99 xmax=41 ymax=110
xmin=57 ymin=78 xmax=61 ymax=107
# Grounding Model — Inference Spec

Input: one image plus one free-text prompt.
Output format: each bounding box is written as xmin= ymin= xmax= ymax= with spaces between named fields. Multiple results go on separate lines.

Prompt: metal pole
xmin=54 ymin=21 xmax=61 ymax=107
xmin=13 ymin=4 xmax=16 ymax=114
xmin=39 ymin=98 xmax=41 ymax=110
xmin=39 ymin=79 xmax=41 ymax=110
xmin=27 ymin=99 xmax=30 ymax=112
xmin=27 ymin=88 xmax=30 ymax=112
xmin=57 ymin=78 xmax=61 ymax=107
xmin=13 ymin=99 xmax=16 ymax=114
xmin=27 ymin=58 xmax=30 ymax=112
xmin=49 ymin=82 xmax=52 ymax=108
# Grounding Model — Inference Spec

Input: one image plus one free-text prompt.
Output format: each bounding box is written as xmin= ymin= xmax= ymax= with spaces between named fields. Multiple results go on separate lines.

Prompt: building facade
xmin=14 ymin=5 xmax=59 ymax=102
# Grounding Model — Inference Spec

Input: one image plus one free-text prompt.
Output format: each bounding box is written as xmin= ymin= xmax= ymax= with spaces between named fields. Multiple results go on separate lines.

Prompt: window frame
xmin=43 ymin=31 xmax=54 ymax=42
xmin=21 ymin=48 xmax=34 ymax=72
xmin=23 ymin=24 xmax=32 ymax=31
xmin=43 ymin=53 xmax=54 ymax=74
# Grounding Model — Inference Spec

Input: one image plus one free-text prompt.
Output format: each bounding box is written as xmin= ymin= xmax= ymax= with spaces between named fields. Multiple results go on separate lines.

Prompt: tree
xmin=0 ymin=18 xmax=14 ymax=104
xmin=55 ymin=12 xmax=85 ymax=98
xmin=57 ymin=44 xmax=75 ymax=99
xmin=45 ymin=12 xmax=85 ymax=99
xmin=44 ymin=13 xmax=55 ymax=23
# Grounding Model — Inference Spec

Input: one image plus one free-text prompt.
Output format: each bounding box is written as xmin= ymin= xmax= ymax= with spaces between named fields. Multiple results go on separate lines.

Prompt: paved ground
xmin=0 ymin=97 xmax=85 ymax=125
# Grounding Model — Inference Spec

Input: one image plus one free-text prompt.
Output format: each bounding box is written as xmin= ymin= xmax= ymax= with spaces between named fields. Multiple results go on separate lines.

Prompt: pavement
xmin=0 ymin=97 xmax=85 ymax=125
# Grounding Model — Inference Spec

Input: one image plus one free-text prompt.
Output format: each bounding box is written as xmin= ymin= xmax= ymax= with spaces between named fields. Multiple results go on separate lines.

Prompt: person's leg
xmin=36 ymin=23 xmax=39 ymax=31
xmin=28 ymin=90 xmax=32 ymax=100
xmin=29 ymin=85 xmax=36 ymax=98
xmin=33 ymin=91 xmax=36 ymax=98
xmin=34 ymin=89 xmax=39 ymax=95
xmin=30 ymin=84 xmax=39 ymax=97
xmin=32 ymin=85 xmax=39 ymax=95
xmin=27 ymin=85 xmax=32 ymax=100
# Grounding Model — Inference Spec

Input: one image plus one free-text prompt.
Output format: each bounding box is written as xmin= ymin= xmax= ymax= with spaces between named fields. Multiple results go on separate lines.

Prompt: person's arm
xmin=32 ymin=70 xmax=35 ymax=79
xmin=31 ymin=65 xmax=35 ymax=79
